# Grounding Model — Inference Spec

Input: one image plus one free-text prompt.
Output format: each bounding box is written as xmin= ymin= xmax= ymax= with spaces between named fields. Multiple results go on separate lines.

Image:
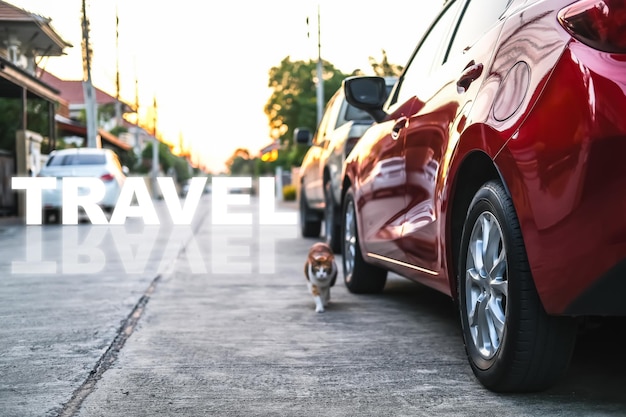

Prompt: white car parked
xmin=38 ymin=148 xmax=127 ymax=223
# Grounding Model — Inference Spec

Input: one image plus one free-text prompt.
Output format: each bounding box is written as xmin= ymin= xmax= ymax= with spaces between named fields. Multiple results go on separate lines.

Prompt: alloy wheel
xmin=343 ymin=198 xmax=356 ymax=276
xmin=464 ymin=211 xmax=508 ymax=360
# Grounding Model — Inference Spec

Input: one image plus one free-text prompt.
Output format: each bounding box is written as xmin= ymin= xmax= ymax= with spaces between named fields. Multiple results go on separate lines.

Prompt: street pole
xmin=81 ymin=0 xmax=99 ymax=148
xmin=316 ymin=5 xmax=323 ymax=126
xmin=152 ymin=96 xmax=159 ymax=198
xmin=133 ymin=70 xmax=140 ymax=157
xmin=114 ymin=6 xmax=122 ymax=127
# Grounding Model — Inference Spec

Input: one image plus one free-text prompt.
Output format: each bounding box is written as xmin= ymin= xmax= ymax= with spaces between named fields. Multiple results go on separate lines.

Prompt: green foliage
xmin=54 ymin=137 xmax=77 ymax=150
xmin=76 ymin=108 xmax=86 ymax=124
xmin=253 ymin=157 xmax=273 ymax=176
xmin=0 ymin=97 xmax=52 ymax=152
xmin=171 ymin=155 xmax=192 ymax=183
xmin=140 ymin=141 xmax=191 ymax=184
xmin=115 ymin=149 xmax=138 ymax=173
xmin=110 ymin=125 xmax=128 ymax=137
xmin=282 ymin=184 xmax=296 ymax=201
xmin=0 ymin=98 xmax=22 ymax=152
xmin=226 ymin=148 xmax=255 ymax=176
xmin=249 ymin=53 xmax=403 ymax=175
xmin=368 ymin=49 xmax=404 ymax=77
xmin=98 ymin=102 xmax=116 ymax=121
xmin=229 ymin=156 xmax=254 ymax=176
xmin=264 ymin=57 xmax=349 ymax=168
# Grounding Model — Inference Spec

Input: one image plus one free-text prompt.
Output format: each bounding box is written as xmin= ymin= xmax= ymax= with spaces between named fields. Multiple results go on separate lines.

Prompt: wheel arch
xmin=447 ymin=151 xmax=509 ymax=301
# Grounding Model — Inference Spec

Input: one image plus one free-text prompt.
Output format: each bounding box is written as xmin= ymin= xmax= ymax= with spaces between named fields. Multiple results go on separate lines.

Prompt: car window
xmin=446 ymin=0 xmax=512 ymax=60
xmin=47 ymin=153 xmax=106 ymax=166
xmin=314 ymin=92 xmax=340 ymax=145
xmin=344 ymin=83 xmax=395 ymax=123
xmin=394 ymin=1 xmax=462 ymax=106
xmin=344 ymin=104 xmax=373 ymax=122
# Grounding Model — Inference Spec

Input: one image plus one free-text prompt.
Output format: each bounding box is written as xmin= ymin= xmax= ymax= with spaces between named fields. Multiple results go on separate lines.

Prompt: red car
xmin=341 ymin=0 xmax=626 ymax=392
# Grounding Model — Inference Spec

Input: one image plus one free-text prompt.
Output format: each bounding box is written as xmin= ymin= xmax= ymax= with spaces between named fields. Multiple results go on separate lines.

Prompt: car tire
xmin=342 ymin=188 xmax=387 ymax=294
xmin=324 ymin=181 xmax=341 ymax=253
xmin=458 ymin=180 xmax=577 ymax=392
xmin=299 ymin=187 xmax=321 ymax=238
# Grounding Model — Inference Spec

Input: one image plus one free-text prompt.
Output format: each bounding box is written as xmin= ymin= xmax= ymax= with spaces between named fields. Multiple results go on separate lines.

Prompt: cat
xmin=304 ymin=242 xmax=338 ymax=313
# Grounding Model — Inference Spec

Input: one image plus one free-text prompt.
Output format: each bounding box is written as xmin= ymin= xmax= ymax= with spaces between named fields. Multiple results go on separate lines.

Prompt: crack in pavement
xmin=56 ymin=274 xmax=162 ymax=417
xmin=55 ymin=212 xmax=209 ymax=417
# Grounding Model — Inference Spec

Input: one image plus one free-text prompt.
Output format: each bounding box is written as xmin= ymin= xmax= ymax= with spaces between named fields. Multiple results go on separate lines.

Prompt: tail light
xmin=558 ymin=0 xmax=626 ymax=53
xmin=100 ymin=173 xmax=115 ymax=182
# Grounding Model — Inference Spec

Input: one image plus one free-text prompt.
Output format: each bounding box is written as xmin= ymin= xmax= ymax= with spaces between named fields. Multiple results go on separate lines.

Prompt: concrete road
xmin=1 ymin=195 xmax=625 ymax=417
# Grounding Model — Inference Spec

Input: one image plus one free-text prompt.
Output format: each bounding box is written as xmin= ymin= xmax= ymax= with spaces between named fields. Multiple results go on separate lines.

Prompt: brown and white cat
xmin=304 ymin=242 xmax=338 ymax=313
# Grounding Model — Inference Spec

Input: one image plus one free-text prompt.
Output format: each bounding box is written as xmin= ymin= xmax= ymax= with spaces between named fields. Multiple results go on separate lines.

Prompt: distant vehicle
xmin=340 ymin=0 xmax=626 ymax=392
xmin=38 ymin=148 xmax=127 ymax=223
xmin=296 ymin=77 xmax=396 ymax=252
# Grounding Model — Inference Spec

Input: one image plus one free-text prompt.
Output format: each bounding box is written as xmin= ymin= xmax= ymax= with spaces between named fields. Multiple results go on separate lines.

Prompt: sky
xmin=9 ymin=1 xmax=442 ymax=173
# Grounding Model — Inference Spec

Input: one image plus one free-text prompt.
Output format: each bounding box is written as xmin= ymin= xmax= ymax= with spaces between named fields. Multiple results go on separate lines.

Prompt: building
xmin=40 ymin=70 xmax=147 ymax=155
xmin=0 ymin=0 xmax=152 ymax=216
xmin=0 ymin=0 xmax=69 ymax=215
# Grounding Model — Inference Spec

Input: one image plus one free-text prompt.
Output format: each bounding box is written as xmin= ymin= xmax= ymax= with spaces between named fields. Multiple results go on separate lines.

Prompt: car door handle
xmin=391 ymin=117 xmax=407 ymax=141
xmin=457 ymin=61 xmax=483 ymax=94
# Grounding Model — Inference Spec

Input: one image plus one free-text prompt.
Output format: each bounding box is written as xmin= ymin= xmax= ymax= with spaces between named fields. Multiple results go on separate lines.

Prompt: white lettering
xmin=62 ymin=177 xmax=108 ymax=225
xmin=211 ymin=177 xmax=252 ymax=225
xmin=258 ymin=225 xmax=298 ymax=273
xmin=13 ymin=176 xmax=297 ymax=226
xmin=109 ymin=225 xmax=159 ymax=273
xmin=159 ymin=177 xmax=206 ymax=225
xmin=11 ymin=226 xmax=56 ymax=273
xmin=259 ymin=177 xmax=298 ymax=225
xmin=110 ymin=177 xmax=159 ymax=224
xmin=157 ymin=225 xmax=207 ymax=274
xmin=211 ymin=226 xmax=252 ymax=273
xmin=62 ymin=226 xmax=107 ymax=274
xmin=11 ymin=177 xmax=56 ymax=225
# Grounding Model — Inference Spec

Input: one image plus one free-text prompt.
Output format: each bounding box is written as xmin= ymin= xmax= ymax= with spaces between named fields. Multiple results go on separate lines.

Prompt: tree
xmin=368 ymin=49 xmax=404 ymax=77
xmin=264 ymin=57 xmax=349 ymax=168
xmin=226 ymin=147 xmax=254 ymax=175
xmin=140 ymin=141 xmax=191 ymax=184
xmin=115 ymin=147 xmax=138 ymax=173
xmin=0 ymin=97 xmax=52 ymax=153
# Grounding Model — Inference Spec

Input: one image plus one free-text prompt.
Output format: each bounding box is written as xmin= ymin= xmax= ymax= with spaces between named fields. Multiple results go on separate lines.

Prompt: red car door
xmin=399 ymin=0 xmax=511 ymax=284
xmin=352 ymin=101 xmax=412 ymax=260
xmin=352 ymin=1 xmax=463 ymax=268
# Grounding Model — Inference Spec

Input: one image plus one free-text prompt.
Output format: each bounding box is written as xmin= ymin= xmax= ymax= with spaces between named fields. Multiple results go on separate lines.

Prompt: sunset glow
xmin=9 ymin=0 xmax=440 ymax=173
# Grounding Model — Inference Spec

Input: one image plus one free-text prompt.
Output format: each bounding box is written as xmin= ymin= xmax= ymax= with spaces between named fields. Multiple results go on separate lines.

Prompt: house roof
xmin=39 ymin=70 xmax=135 ymax=112
xmin=0 ymin=1 xmax=72 ymax=56
xmin=40 ymin=71 xmax=114 ymax=105
xmin=0 ymin=54 xmax=64 ymax=102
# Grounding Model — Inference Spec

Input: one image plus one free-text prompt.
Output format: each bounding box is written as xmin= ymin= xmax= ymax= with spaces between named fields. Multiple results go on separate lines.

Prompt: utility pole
xmin=151 ymin=96 xmax=159 ymax=198
xmin=315 ymin=5 xmax=323 ymax=126
xmin=114 ymin=6 xmax=122 ymax=127
xmin=133 ymin=65 xmax=140 ymax=156
xmin=134 ymin=64 xmax=143 ymax=166
xmin=81 ymin=0 xmax=99 ymax=148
